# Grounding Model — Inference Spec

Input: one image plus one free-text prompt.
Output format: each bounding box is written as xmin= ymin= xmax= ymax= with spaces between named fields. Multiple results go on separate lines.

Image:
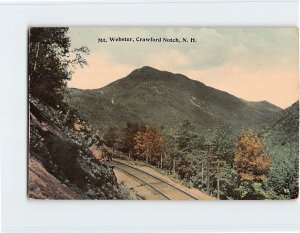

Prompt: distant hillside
xmin=263 ymin=101 xmax=299 ymax=145
xmin=262 ymin=101 xmax=299 ymax=199
xmin=68 ymin=66 xmax=281 ymax=136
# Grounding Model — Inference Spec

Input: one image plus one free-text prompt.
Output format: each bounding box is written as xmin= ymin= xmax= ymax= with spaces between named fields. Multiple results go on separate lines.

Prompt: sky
xmin=67 ymin=27 xmax=299 ymax=108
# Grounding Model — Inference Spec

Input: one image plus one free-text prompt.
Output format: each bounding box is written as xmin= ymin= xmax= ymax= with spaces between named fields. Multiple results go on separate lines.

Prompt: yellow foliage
xmin=133 ymin=126 xmax=164 ymax=163
xmin=234 ymin=129 xmax=270 ymax=182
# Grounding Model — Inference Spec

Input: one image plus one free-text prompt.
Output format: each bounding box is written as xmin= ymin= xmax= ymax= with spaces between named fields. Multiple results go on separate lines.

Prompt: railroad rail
xmin=112 ymin=159 xmax=198 ymax=200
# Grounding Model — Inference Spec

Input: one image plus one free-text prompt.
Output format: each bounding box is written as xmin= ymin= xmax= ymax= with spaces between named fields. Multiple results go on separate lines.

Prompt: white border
xmin=0 ymin=1 xmax=299 ymax=232
xmin=0 ymin=0 xmax=298 ymax=4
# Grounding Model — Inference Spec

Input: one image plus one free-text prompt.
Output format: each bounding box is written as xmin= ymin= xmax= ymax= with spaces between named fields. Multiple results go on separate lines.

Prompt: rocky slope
xmin=28 ymin=97 xmax=122 ymax=199
xmin=68 ymin=66 xmax=281 ymax=136
xmin=28 ymin=157 xmax=82 ymax=199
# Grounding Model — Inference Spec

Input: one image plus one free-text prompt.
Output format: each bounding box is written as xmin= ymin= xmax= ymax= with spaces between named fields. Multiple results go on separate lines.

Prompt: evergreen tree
xmin=267 ymin=144 xmax=299 ymax=199
xmin=175 ymin=120 xmax=205 ymax=153
xmin=123 ymin=122 xmax=140 ymax=155
xmin=103 ymin=127 xmax=119 ymax=152
xmin=212 ymin=122 xmax=235 ymax=165
xmin=167 ymin=120 xmax=206 ymax=186
xmin=175 ymin=120 xmax=195 ymax=152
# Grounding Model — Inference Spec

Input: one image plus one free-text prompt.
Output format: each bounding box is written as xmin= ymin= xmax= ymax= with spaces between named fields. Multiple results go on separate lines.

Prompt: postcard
xmin=28 ymin=27 xmax=299 ymax=200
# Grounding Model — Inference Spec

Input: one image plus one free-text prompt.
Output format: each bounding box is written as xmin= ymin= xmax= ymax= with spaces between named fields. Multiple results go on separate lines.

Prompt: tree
xmin=122 ymin=122 xmax=140 ymax=156
xmin=164 ymin=135 xmax=179 ymax=172
xmin=205 ymin=123 xmax=237 ymax=199
xmin=266 ymin=143 xmax=299 ymax=199
xmin=175 ymin=120 xmax=194 ymax=152
xmin=234 ymin=129 xmax=271 ymax=182
xmin=28 ymin=27 xmax=89 ymax=108
xmin=159 ymin=120 xmax=206 ymax=187
xmin=133 ymin=126 xmax=164 ymax=165
xmin=103 ymin=127 xmax=119 ymax=152
xmin=213 ymin=162 xmax=239 ymax=199
xmin=233 ymin=129 xmax=272 ymax=200
xmin=175 ymin=120 xmax=205 ymax=154
xmin=212 ymin=122 xmax=235 ymax=165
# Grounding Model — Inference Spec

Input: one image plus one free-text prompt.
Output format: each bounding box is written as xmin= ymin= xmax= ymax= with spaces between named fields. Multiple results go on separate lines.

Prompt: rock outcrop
xmin=28 ymin=97 xmax=121 ymax=199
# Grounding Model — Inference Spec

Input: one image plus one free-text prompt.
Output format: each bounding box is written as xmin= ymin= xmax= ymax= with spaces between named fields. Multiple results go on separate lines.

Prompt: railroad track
xmin=112 ymin=160 xmax=198 ymax=200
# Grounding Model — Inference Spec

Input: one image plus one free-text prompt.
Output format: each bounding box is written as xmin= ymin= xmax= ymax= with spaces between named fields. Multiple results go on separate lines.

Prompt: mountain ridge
xmin=75 ymin=66 xmax=282 ymax=109
xmin=68 ymin=66 xmax=282 ymax=136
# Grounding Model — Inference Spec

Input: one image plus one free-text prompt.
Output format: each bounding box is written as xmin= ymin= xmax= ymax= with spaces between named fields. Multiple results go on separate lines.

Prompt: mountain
xmin=68 ymin=66 xmax=281 ymax=136
xmin=262 ymin=101 xmax=299 ymax=199
xmin=263 ymin=101 xmax=299 ymax=145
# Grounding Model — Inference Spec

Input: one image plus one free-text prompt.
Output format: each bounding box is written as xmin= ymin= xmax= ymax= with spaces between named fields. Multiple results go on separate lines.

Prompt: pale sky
xmin=68 ymin=27 xmax=299 ymax=108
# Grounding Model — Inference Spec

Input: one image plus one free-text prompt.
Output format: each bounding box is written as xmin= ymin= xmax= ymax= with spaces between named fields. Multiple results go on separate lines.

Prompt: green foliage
xmin=103 ymin=127 xmax=120 ymax=152
xmin=212 ymin=122 xmax=235 ymax=165
xmin=175 ymin=120 xmax=205 ymax=154
xmin=64 ymin=94 xmax=297 ymax=200
xmin=236 ymin=181 xmax=278 ymax=200
xmin=176 ymin=154 xmax=194 ymax=180
xmin=215 ymin=163 xmax=239 ymax=199
xmin=161 ymin=134 xmax=178 ymax=171
xmin=265 ymin=140 xmax=299 ymax=199
xmin=122 ymin=122 xmax=140 ymax=154
xmin=263 ymin=101 xmax=299 ymax=199
xmin=175 ymin=120 xmax=195 ymax=152
xmin=29 ymin=27 xmax=89 ymax=108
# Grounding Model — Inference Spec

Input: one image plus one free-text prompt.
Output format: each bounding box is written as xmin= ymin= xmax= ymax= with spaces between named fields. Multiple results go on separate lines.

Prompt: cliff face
xmin=28 ymin=97 xmax=121 ymax=199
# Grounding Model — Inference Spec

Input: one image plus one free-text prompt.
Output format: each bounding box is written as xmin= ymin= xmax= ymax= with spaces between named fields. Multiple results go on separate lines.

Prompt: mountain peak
xmin=69 ymin=66 xmax=282 ymax=136
xmin=127 ymin=66 xmax=189 ymax=82
xmin=128 ymin=66 xmax=166 ymax=78
xmin=140 ymin=66 xmax=158 ymax=72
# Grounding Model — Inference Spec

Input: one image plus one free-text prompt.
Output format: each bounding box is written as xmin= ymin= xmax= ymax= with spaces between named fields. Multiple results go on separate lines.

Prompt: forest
xmin=102 ymin=118 xmax=298 ymax=200
xmin=28 ymin=27 xmax=299 ymax=200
